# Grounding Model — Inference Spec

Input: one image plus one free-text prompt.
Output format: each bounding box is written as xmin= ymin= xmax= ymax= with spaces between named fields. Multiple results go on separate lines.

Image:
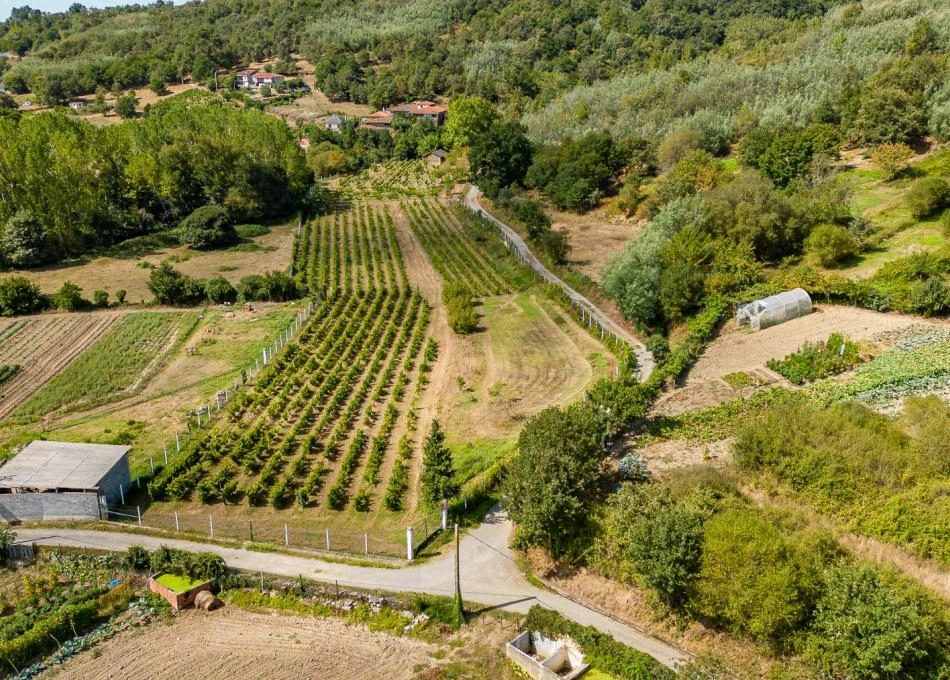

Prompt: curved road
xmin=463 ymin=187 xmax=654 ymax=378
xmin=14 ymin=507 xmax=689 ymax=670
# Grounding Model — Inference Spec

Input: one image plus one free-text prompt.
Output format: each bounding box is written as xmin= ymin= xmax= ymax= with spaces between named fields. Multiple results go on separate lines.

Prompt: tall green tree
xmin=419 ymin=420 xmax=458 ymax=507
xmin=469 ymin=120 xmax=532 ymax=197
xmin=444 ymin=96 xmax=499 ymax=149
xmin=1 ymin=210 xmax=48 ymax=268
xmin=503 ymin=402 xmax=607 ymax=557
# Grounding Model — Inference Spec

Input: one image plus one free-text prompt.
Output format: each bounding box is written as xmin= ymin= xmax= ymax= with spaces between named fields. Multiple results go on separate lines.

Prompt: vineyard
xmin=0 ymin=313 xmax=123 ymax=420
xmin=335 ymin=160 xmax=441 ymax=199
xmin=150 ymin=201 xmax=436 ymax=515
xmin=292 ymin=202 xmax=407 ymax=293
xmin=11 ymin=312 xmax=198 ymax=420
xmin=402 ymin=198 xmax=525 ymax=296
xmin=0 ymin=364 xmax=20 ymax=388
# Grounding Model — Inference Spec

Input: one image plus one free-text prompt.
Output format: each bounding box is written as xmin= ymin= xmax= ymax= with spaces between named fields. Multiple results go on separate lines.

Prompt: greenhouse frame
xmin=736 ymin=288 xmax=812 ymax=331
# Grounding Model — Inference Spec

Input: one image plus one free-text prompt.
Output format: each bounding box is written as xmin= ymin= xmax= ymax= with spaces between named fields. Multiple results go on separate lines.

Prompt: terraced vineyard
xmin=402 ymin=198 xmax=521 ymax=296
xmin=335 ymin=160 xmax=440 ymax=199
xmin=151 ymin=203 xmax=434 ymax=513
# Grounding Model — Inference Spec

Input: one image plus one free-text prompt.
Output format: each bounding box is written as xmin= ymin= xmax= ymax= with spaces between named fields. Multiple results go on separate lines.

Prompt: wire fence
xmin=104 ymin=504 xmax=445 ymax=561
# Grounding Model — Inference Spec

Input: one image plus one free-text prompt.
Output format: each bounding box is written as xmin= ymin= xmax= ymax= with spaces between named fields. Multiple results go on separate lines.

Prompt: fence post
xmin=150 ymin=456 xmax=154 ymax=474
xmin=196 ymin=412 xmax=201 ymax=428
xmin=209 ymin=514 xmax=214 ymax=538
xmin=207 ymin=404 xmax=212 ymax=419
xmin=406 ymin=527 xmax=414 ymax=561
xmin=119 ymin=485 xmax=124 ymax=505
xmin=441 ymin=500 xmax=448 ymax=531
xmin=136 ymin=475 xmax=140 ymax=489
xmin=364 ymin=532 xmax=368 ymax=556
xmin=175 ymin=433 xmax=180 ymax=452
xmin=325 ymin=528 xmax=330 ymax=551
xmin=164 ymin=443 xmax=169 ymax=464
xmin=136 ymin=506 xmax=142 ymax=526
xmin=284 ymin=523 xmax=289 ymax=547
xmin=249 ymin=521 xmax=254 ymax=542
xmin=175 ymin=511 xmax=180 ymax=532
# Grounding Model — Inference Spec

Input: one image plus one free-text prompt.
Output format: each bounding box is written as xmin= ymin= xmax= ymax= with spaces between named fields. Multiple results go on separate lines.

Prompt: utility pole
xmin=454 ymin=523 xmax=462 ymax=622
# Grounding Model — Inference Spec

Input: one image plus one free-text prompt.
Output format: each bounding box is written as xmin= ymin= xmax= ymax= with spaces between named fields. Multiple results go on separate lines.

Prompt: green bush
xmin=442 ymin=282 xmax=477 ymax=335
xmin=54 ymin=281 xmax=88 ymax=311
xmin=805 ymin=223 xmax=860 ymax=267
xmin=766 ymin=333 xmax=861 ymax=384
xmin=905 ymin=177 xmax=950 ymax=219
xmin=205 ymin=275 xmax=237 ymax=304
xmin=179 ymin=204 xmax=238 ymax=250
xmin=92 ymin=289 xmax=109 ymax=307
xmin=0 ymin=599 xmax=98 ymax=669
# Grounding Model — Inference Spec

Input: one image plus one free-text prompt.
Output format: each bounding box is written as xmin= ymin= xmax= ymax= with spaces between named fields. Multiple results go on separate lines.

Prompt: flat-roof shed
xmin=0 ymin=441 xmax=131 ymax=505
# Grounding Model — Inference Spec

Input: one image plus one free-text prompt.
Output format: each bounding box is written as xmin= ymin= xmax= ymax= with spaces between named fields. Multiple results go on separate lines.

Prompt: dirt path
xmin=48 ymin=607 xmax=437 ymax=680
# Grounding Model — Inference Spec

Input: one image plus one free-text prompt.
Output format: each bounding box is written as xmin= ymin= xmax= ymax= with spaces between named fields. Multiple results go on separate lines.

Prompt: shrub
xmin=905 ymin=177 xmax=950 ymax=219
xmin=179 ymin=204 xmax=238 ymax=250
xmin=92 ymin=290 xmax=109 ymax=307
xmin=442 ymin=283 xmax=478 ymax=335
xmin=205 ymin=275 xmax=237 ymax=304
xmin=871 ymin=142 xmax=914 ymax=180
xmin=805 ymin=223 xmax=860 ymax=267
xmin=148 ymin=262 xmax=205 ymax=305
xmin=0 ymin=276 xmax=46 ymax=316
xmin=54 ymin=281 xmax=89 ymax=311
xmin=115 ymin=289 xmax=127 ymax=304
xmin=766 ymin=332 xmax=861 ymax=384
xmin=124 ymin=544 xmax=150 ymax=570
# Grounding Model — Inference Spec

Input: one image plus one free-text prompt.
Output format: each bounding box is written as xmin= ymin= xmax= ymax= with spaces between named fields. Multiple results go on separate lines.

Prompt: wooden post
xmin=174 ymin=511 xmax=179 ymax=532
xmin=249 ymin=521 xmax=254 ymax=542
xmin=284 ymin=523 xmax=289 ymax=546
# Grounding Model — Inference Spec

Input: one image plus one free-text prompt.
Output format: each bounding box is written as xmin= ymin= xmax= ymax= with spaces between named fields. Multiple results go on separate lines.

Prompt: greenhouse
xmin=736 ymin=288 xmax=812 ymax=331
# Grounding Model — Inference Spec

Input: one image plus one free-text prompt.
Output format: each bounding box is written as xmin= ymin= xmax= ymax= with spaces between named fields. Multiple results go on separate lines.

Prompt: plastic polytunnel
xmin=736 ymin=288 xmax=812 ymax=331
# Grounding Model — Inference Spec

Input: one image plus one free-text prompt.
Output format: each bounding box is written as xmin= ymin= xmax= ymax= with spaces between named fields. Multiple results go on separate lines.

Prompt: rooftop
xmin=0 ymin=441 xmax=130 ymax=491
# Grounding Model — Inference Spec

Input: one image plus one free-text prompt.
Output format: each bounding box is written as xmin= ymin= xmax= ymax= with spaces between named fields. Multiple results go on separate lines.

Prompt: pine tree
xmin=420 ymin=420 xmax=458 ymax=507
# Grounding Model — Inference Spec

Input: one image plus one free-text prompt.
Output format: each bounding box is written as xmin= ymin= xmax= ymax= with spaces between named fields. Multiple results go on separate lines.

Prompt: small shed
xmin=736 ymin=288 xmax=812 ymax=331
xmin=325 ymin=115 xmax=343 ymax=132
xmin=425 ymin=148 xmax=447 ymax=166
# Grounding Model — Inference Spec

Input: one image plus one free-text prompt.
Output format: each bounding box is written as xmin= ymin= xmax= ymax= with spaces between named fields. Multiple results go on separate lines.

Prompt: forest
xmin=0 ymin=91 xmax=313 ymax=269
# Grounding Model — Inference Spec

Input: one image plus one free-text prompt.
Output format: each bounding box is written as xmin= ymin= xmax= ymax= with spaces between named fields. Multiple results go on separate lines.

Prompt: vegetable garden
xmin=150 ymin=201 xmax=437 ymax=515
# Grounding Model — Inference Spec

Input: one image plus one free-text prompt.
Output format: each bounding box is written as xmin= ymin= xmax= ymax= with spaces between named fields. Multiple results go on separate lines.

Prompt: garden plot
xmin=0 ymin=312 xmax=123 ymax=420
xmin=52 ymin=607 xmax=438 ymax=680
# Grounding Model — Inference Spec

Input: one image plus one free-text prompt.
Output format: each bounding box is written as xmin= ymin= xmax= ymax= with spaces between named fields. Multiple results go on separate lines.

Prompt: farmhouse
xmin=0 ymin=441 xmax=131 ymax=522
xmin=325 ymin=114 xmax=343 ymax=132
xmin=235 ymin=69 xmax=286 ymax=89
xmin=392 ymin=99 xmax=448 ymax=126
xmin=362 ymin=110 xmax=395 ymax=130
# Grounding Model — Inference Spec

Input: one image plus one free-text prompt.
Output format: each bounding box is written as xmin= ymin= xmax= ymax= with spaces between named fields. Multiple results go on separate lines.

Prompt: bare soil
xmin=0 ymin=223 xmax=296 ymax=304
xmin=47 ymin=607 xmax=438 ymax=680
xmin=545 ymin=204 xmax=641 ymax=282
xmin=653 ymin=305 xmax=929 ymax=416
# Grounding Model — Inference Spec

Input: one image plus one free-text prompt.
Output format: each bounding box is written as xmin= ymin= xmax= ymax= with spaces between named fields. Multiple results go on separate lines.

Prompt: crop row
xmin=0 ymin=364 xmax=20 ymax=388
xmin=403 ymin=198 xmax=511 ymax=296
xmin=294 ymin=203 xmax=407 ymax=294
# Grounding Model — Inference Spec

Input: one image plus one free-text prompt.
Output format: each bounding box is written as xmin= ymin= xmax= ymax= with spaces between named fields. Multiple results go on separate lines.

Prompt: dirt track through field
xmin=0 ymin=312 xmax=123 ymax=420
xmin=49 ymin=607 xmax=437 ymax=680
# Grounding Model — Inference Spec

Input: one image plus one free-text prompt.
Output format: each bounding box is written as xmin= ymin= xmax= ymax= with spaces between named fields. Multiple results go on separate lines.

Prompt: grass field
xmin=154 ymin=573 xmax=205 ymax=592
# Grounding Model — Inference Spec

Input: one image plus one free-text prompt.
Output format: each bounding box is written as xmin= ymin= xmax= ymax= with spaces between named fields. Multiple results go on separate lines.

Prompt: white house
xmin=235 ymin=69 xmax=286 ymax=89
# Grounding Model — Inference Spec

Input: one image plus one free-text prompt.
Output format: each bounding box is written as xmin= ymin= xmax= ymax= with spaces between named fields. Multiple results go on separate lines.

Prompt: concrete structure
xmin=507 ymin=631 xmax=589 ymax=680
xmin=148 ymin=574 xmax=212 ymax=611
xmin=0 ymin=441 xmax=131 ymax=522
xmin=736 ymin=288 xmax=812 ymax=331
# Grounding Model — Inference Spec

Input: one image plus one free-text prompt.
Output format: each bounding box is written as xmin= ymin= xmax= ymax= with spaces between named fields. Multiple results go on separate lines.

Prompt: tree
xmin=872 ymin=142 xmax=914 ymax=180
xmin=657 ymin=128 xmax=704 ymax=172
xmin=419 ymin=420 xmax=458 ymax=507
xmin=444 ymin=96 xmax=499 ymax=149
xmin=805 ymin=223 xmax=860 ymax=266
xmin=503 ymin=402 xmax=607 ymax=557
xmin=92 ymin=290 xmax=109 ymax=307
xmin=807 ymin=564 xmax=945 ymax=679
xmin=598 ymin=484 xmax=706 ymax=608
xmin=148 ymin=72 xmax=167 ymax=96
xmin=54 ymin=281 xmax=88 ymax=311
xmin=1 ymin=211 xmax=48 ymax=268
xmin=469 ymin=120 xmax=532 ymax=197
xmin=0 ymin=276 xmax=46 ymax=316
xmin=179 ymin=204 xmax=237 ymax=250
xmin=759 ymin=126 xmax=839 ymax=188
xmin=0 ymin=526 xmax=15 ymax=563
xmin=114 ymin=93 xmax=138 ymax=119
xmin=857 ymin=87 xmax=928 ymax=145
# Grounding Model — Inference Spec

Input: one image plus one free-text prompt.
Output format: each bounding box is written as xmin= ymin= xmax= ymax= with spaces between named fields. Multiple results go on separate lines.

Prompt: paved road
xmin=15 ymin=507 xmax=688 ymax=670
xmin=463 ymin=187 xmax=654 ymax=377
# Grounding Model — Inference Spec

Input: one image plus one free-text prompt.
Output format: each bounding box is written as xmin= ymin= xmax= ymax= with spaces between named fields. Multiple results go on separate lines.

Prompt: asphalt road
xmin=463 ymin=186 xmax=655 ymax=378
xmin=15 ymin=507 xmax=689 ymax=670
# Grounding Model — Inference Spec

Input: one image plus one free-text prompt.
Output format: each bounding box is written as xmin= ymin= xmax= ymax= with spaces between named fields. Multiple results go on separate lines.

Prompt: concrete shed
xmin=0 ymin=441 xmax=131 ymax=521
xmin=736 ymin=288 xmax=812 ymax=331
